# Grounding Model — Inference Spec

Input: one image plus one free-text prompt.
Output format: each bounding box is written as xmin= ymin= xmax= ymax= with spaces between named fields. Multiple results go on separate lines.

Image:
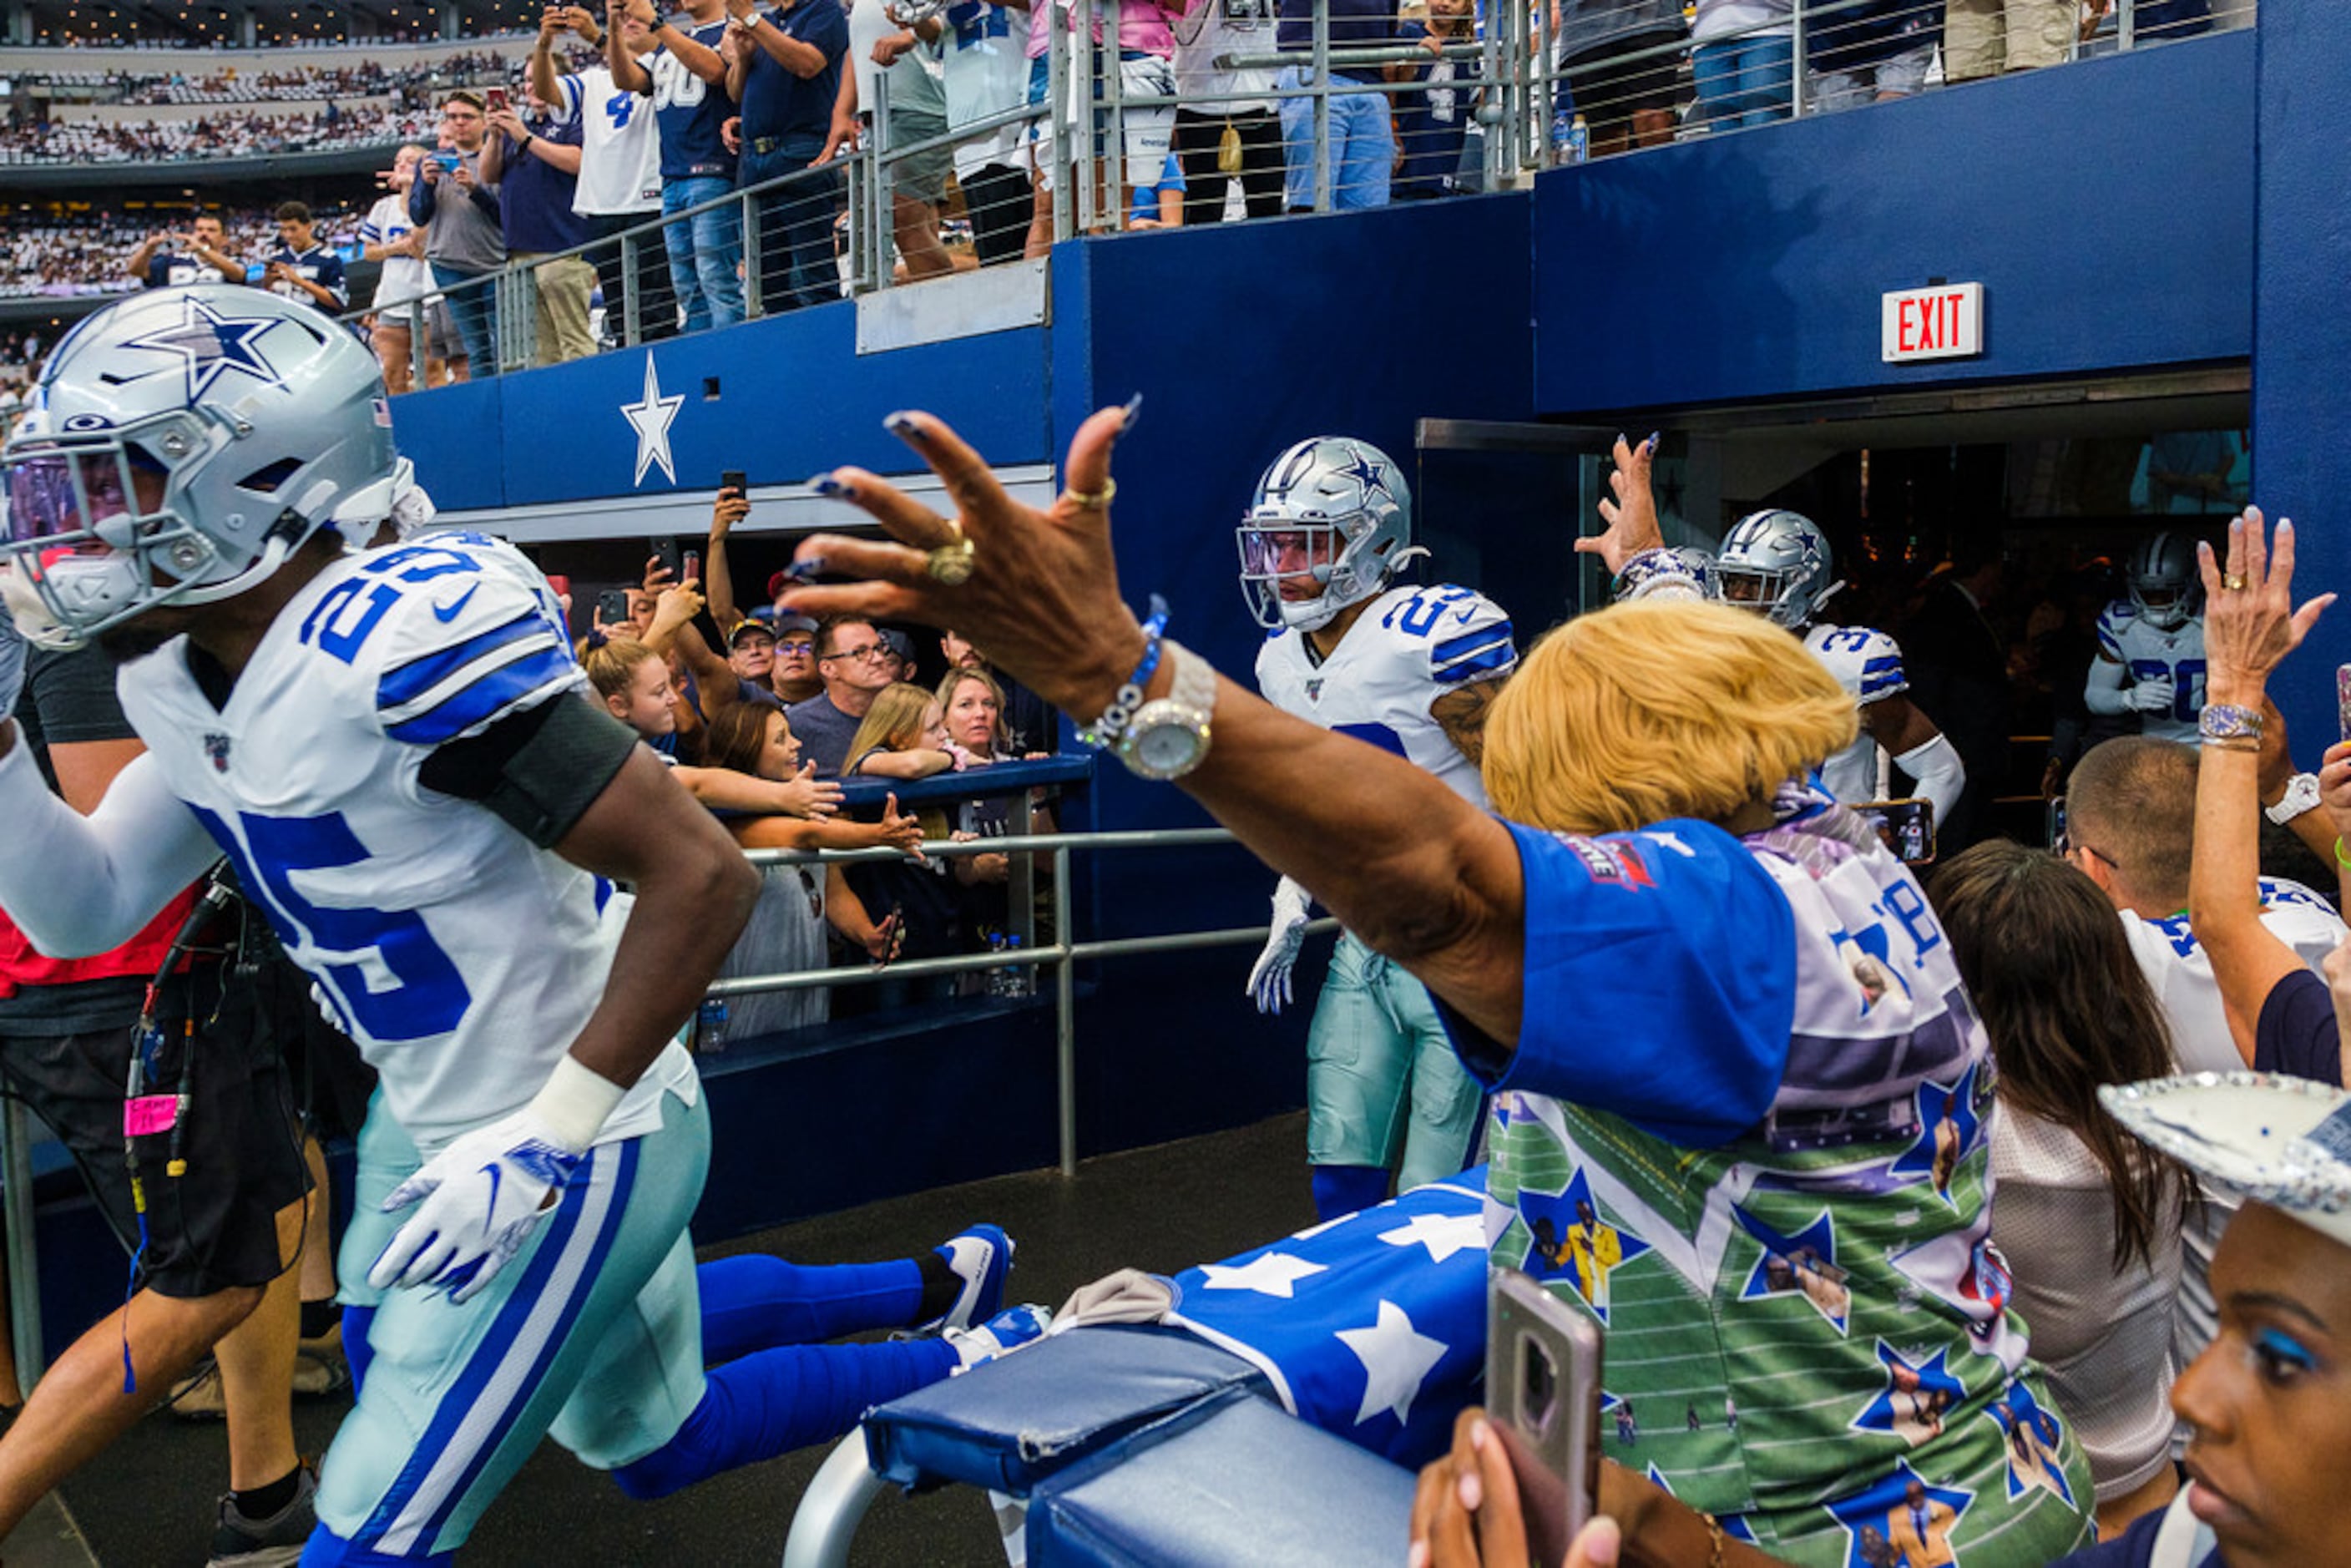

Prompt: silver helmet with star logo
xmin=0 ymin=284 xmax=395 ymax=647
xmin=1236 ymin=436 xmax=1420 ymax=634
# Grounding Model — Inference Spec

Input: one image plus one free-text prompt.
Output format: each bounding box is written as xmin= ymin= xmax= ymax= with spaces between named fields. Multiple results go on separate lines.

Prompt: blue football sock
xmin=612 ymin=1338 xmax=958 ymax=1500
xmin=695 ymin=1254 xmax=926 ymax=1364
xmin=1311 ymin=1164 xmax=1390 ymax=1222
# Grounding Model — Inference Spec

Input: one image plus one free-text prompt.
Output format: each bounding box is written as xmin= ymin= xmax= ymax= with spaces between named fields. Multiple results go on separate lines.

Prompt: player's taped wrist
xmin=528 ymin=1053 xmax=628 ymax=1154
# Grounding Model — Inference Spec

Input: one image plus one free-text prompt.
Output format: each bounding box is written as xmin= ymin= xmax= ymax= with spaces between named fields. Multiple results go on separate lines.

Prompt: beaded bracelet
xmin=1075 ymin=594 xmax=1170 ymax=751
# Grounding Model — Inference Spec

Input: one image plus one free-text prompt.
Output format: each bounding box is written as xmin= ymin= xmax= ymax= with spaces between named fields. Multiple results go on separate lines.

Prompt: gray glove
xmin=2126 ymin=676 xmax=2177 ymax=715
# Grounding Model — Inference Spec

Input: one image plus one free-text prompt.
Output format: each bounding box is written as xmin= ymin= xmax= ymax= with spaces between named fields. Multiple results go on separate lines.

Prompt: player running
xmin=2085 ymin=530 xmax=2207 ymax=744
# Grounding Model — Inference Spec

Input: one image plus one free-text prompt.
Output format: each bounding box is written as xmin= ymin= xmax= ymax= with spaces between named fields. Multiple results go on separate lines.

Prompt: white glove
xmin=1245 ymin=877 xmax=1313 ymax=1015
xmin=0 ymin=614 xmax=23 ymax=721
xmin=2126 ymin=677 xmax=2177 ymax=715
xmin=369 ymin=1105 xmax=588 ymax=1302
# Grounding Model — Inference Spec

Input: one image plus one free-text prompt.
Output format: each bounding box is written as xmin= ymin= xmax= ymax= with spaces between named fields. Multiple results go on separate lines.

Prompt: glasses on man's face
xmin=822 ymin=642 xmax=889 ymax=663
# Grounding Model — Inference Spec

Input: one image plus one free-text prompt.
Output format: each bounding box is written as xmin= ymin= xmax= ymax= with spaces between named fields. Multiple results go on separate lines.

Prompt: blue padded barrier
xmin=1024 ymin=1393 xmax=1418 ymax=1567
xmin=863 ymin=1323 xmax=1268 ymax=1496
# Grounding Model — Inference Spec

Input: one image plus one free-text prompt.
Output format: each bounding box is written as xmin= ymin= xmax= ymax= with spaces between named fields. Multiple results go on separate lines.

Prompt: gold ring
xmin=925 ymin=535 xmax=976 ymax=585
xmin=2222 ymin=573 xmax=2248 ymax=592
xmin=1062 ymin=478 xmax=1116 ymax=511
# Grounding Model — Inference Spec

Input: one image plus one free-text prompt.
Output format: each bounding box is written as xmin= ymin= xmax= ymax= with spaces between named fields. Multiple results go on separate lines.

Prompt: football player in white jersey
xmin=1716 ymin=508 xmax=1967 ymax=832
xmin=0 ymin=287 xmax=1035 ymax=1564
xmin=2084 ymin=530 xmax=2207 ymax=745
xmin=1238 ymin=436 xmax=1513 ymax=1222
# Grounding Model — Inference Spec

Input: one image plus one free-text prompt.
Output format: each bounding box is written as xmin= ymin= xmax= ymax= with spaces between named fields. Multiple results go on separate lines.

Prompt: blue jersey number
xmin=1815 ymin=628 xmax=1875 ymax=654
xmin=604 ymin=90 xmax=637 ymax=131
xmin=298 ymin=546 xmax=488 ymax=665
xmin=195 ymin=807 xmax=473 ymax=1042
xmin=1383 ymin=586 xmax=1477 ymax=639
xmin=2128 ymin=657 xmax=2207 ymax=721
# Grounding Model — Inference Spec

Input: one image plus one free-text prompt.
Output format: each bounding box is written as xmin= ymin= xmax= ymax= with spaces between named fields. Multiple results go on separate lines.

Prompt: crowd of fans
xmin=0 ymin=104 xmax=440 ymax=163
xmin=93 ymin=50 xmax=517 ymax=104
xmin=0 ymin=204 xmax=362 ymax=301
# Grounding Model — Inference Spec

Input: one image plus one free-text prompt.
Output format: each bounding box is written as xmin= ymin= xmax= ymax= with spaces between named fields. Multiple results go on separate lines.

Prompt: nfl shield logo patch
xmin=203 ymin=733 xmax=232 ymax=773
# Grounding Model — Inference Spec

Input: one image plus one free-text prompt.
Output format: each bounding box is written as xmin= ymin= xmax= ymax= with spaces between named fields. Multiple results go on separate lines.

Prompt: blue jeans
xmin=1692 ymin=35 xmax=1794 ymax=129
xmin=1277 ymin=69 xmax=1393 ymax=211
xmin=741 ymin=139 xmax=839 ymax=314
xmin=662 ymin=174 xmax=745 ymax=335
xmin=431 ymin=261 xmax=498 ymax=376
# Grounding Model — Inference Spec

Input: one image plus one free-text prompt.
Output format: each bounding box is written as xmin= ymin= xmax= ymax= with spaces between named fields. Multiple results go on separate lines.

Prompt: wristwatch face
xmin=1124 ymin=706 xmax=1208 ymax=780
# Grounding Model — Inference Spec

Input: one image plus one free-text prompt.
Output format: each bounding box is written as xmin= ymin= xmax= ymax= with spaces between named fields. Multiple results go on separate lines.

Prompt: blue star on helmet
xmin=1986 ymin=1377 xmax=2077 ymax=1508
xmin=1824 ymin=1461 xmax=1974 ymax=1568
xmin=1888 ymin=1060 xmax=1985 ymax=1203
xmin=1516 ymin=1167 xmax=1650 ymax=1325
xmin=1734 ymin=1206 xmax=1851 ymax=1334
xmin=122 ymin=294 xmax=287 ymax=403
xmin=1849 ymin=1340 xmax=1964 ymax=1448
xmin=1337 ymin=447 xmax=1395 ymax=503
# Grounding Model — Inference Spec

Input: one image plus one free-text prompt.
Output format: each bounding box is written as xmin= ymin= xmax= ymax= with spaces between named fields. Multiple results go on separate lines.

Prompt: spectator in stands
xmin=361 ymin=145 xmax=447 ymax=392
xmin=861 ymin=11 xmax=958 ymax=288
xmin=1944 ymin=0 xmax=2071 ymax=83
xmin=1804 ymin=0 xmax=1939 ymax=113
xmin=484 ymin=78 xmax=600 ymax=364
xmin=770 ymin=608 xmax=824 ymax=702
xmin=786 ymin=615 xmax=893 ymax=775
xmin=608 ymin=0 xmax=743 ymax=333
xmin=1551 ymin=0 xmax=1686 ymax=157
xmin=936 ymin=0 xmax=1035 ymax=264
xmin=2182 ymin=508 xmax=2344 ymax=1090
xmin=941 ymin=628 xmax=1053 ymax=752
xmin=698 ymin=701 xmax=927 ymax=1034
xmin=1690 ymin=0 xmax=1793 ymax=130
xmin=1389 ymin=0 xmax=1480 ymax=200
xmin=936 ymin=666 xmax=1057 ymax=935
xmin=584 ymin=633 xmax=851 ymax=819
xmin=938 ymin=665 xmax=1016 ymax=764
xmin=410 ymin=90 xmax=508 ymax=373
xmin=2060 ymin=730 xmax=2345 ymax=1370
xmin=544 ymin=3 xmax=680 ymax=345
xmin=1171 ymin=0 xmax=1282 ymax=223
xmin=786 ymin=412 xmax=2100 ymax=1561
xmin=1276 ymin=0 xmax=1398 ymax=211
xmin=846 ymin=680 xmax=958 ymax=779
xmin=261 ymin=200 xmax=349 ymax=311
xmin=726 ymin=618 xmax=783 ymax=697
xmin=1021 ymin=0 xmax=1189 ymax=245
xmin=127 ymin=211 xmax=245 ymax=289
xmin=725 ymin=0 xmax=853 ymax=311
xmin=1929 ymin=841 xmax=2187 ymax=1533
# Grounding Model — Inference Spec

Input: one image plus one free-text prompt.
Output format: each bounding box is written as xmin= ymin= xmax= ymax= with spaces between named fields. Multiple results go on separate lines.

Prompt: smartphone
xmin=720 ymin=468 xmax=748 ymax=495
xmin=2337 ymin=664 xmax=2351 ymax=742
xmin=433 ymin=150 xmax=461 ymax=172
xmin=2047 ymin=795 xmax=2067 ymax=853
xmin=485 ymin=85 xmax=510 ymax=113
xmin=682 ymin=549 xmax=702 ymax=583
xmin=1487 ymin=1268 xmax=1601 ymax=1568
xmin=596 ymin=587 xmax=631 ymax=625
xmin=1853 ymin=797 xmax=1937 ymax=865
xmin=648 ymin=535 xmax=682 ymax=579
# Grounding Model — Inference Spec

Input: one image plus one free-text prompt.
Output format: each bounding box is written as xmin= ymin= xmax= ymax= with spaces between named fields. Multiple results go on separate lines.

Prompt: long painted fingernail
xmin=1615 ymin=431 xmax=1627 ymax=448
xmin=1120 ymin=392 xmax=1144 ymax=433
xmin=1644 ymin=430 xmax=1661 ymax=453
xmin=781 ymin=557 xmax=826 ymax=582
xmin=1456 ymin=1469 xmax=1482 ymax=1512
xmin=809 ymin=473 xmax=848 ymax=498
xmin=884 ymin=410 xmax=922 ymax=438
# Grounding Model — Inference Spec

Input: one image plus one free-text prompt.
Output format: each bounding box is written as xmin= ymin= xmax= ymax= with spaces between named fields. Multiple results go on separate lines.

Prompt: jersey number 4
xmin=195 ymin=806 xmax=473 ymax=1042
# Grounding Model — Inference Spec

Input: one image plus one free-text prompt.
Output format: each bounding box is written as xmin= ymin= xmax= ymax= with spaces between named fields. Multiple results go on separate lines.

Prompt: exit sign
xmin=1883 ymin=283 xmax=1984 ymax=362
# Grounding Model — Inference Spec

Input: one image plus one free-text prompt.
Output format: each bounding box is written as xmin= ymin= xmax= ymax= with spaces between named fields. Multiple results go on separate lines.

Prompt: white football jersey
xmin=115 ymin=533 xmax=696 ymax=1151
xmin=1801 ymin=622 xmax=1907 ymax=805
xmin=361 ymin=193 xmax=429 ymax=309
xmin=1256 ymin=583 xmax=1514 ymax=807
xmin=574 ymin=64 xmax=666 ymax=217
xmin=2118 ymin=879 xmax=2346 ymax=1366
xmin=2095 ymin=601 xmax=2206 ymax=745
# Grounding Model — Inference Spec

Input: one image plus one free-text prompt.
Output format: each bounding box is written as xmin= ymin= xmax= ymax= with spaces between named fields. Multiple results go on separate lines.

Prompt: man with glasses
xmin=2058 ymin=733 xmax=2345 ymax=1374
xmin=786 ymin=615 xmax=895 ymax=775
xmin=409 ymin=92 xmax=509 ymax=375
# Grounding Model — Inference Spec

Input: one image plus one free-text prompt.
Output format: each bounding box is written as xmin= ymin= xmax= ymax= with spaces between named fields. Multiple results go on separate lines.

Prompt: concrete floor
xmin=53 ymin=1112 xmax=1316 ymax=1567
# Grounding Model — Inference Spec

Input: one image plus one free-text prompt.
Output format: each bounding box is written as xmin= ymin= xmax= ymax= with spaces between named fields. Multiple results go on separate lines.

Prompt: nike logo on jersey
xmin=433 ymin=586 xmax=480 ymax=623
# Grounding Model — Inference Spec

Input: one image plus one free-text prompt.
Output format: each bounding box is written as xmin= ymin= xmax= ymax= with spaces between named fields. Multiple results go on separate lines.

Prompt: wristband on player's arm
xmin=530 ymin=1053 xmax=629 ymax=1152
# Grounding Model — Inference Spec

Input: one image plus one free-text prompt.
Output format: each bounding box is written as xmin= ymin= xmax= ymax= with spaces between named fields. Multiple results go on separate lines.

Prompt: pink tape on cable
xmin=123 ymin=1095 xmax=179 ymax=1136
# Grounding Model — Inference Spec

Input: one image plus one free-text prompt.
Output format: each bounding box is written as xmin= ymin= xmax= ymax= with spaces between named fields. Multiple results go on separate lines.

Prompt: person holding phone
xmin=126 ymin=211 xmax=246 ymax=291
xmin=408 ymin=90 xmax=508 ymax=374
xmin=606 ymin=0 xmax=743 ymax=333
xmin=482 ymin=61 xmax=599 ymax=367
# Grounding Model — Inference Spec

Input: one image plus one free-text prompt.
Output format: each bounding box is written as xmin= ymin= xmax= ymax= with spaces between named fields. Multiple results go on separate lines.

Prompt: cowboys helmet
xmin=1716 ymin=509 xmax=1838 ymax=630
xmin=1236 ymin=437 xmax=1418 ymax=633
xmin=1611 ymin=545 xmax=1719 ymax=604
xmin=0 ymin=285 xmax=395 ymax=648
xmin=2125 ymin=530 xmax=2200 ymax=631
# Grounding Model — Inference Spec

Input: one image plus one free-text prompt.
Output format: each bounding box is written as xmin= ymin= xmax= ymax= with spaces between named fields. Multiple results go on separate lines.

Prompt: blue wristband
xmin=1077 ymin=594 xmax=1170 ymax=750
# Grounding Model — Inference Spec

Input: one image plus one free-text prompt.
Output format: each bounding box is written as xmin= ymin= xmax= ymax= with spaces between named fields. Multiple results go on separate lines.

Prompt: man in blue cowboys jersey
xmin=0 ymin=286 xmax=1036 ymax=1564
xmin=607 ymin=0 xmax=744 ymax=333
xmin=1716 ymin=508 xmax=1968 ymax=833
xmin=2084 ymin=530 xmax=2207 ymax=745
xmin=1239 ymin=436 xmax=1514 ymax=1221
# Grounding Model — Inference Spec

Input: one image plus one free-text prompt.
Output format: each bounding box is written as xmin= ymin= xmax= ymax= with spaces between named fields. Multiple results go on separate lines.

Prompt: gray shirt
xmin=1553 ymin=0 xmax=1684 ymax=58
xmin=785 ymin=692 xmax=866 ymax=779
xmin=411 ymin=148 xmax=508 ymax=274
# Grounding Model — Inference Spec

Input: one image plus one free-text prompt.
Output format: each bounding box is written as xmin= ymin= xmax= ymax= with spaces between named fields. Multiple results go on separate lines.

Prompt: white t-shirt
xmin=574 ymin=63 xmax=666 ymax=216
xmin=1172 ymin=0 xmax=1278 ymax=111
xmin=362 ymin=194 xmax=430 ymax=309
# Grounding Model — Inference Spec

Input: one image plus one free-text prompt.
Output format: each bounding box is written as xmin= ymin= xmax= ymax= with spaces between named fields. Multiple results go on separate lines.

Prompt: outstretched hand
xmin=1575 ymin=433 xmax=1663 ymax=577
xmin=2198 ymin=505 xmax=2333 ymax=704
xmin=783 ymin=402 xmax=1146 ymax=721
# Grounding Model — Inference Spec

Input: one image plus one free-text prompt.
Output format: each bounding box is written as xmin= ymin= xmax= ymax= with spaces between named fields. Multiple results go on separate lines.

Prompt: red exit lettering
xmin=1895 ymin=291 xmax=1971 ymax=355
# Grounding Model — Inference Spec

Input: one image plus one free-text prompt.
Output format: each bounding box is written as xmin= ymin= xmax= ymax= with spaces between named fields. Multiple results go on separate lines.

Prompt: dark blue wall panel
xmin=395 ymin=297 xmax=1052 ymax=513
xmin=1532 ymin=33 xmax=2254 ymax=415
xmin=2250 ymin=10 xmax=2351 ymax=746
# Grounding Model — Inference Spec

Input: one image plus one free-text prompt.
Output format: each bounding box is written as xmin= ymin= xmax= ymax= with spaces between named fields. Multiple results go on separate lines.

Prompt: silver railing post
xmin=1790 ymin=0 xmax=1807 ymax=118
xmin=2119 ymin=0 xmax=2136 ymax=49
xmin=1054 ymin=842 xmax=1076 ymax=1176
xmin=1049 ymin=3 xmax=1077 ymax=241
xmin=872 ymin=69 xmax=894 ymax=289
xmin=743 ymin=184 xmax=766 ymax=320
xmin=3 ymin=1099 xmax=43 ymax=1392
xmin=1310 ymin=0 xmax=1331 ymax=210
xmin=1102 ymin=0 xmax=1125 ymax=225
xmin=407 ymin=297 xmax=428 ymax=392
xmin=620 ymin=227 xmax=644 ymax=348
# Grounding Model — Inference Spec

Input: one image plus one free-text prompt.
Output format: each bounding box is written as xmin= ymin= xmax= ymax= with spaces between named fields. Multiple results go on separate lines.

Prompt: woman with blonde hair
xmin=782 ymin=416 xmax=2096 ymax=1564
xmin=845 ymin=681 xmax=958 ymax=781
